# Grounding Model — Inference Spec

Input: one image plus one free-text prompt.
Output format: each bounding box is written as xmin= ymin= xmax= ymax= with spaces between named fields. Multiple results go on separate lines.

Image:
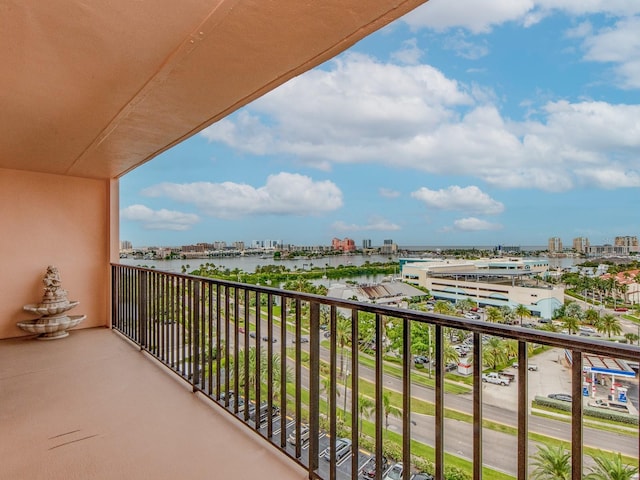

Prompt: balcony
xmin=0 ymin=325 xmax=305 ymax=480
xmin=103 ymin=265 xmax=639 ymax=479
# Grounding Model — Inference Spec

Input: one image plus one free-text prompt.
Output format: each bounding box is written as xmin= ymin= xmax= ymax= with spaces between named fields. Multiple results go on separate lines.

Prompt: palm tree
xmin=382 ymin=390 xmax=401 ymax=430
xmin=482 ymin=337 xmax=508 ymax=370
xmin=485 ymin=306 xmax=503 ymax=323
xmin=320 ymin=376 xmax=339 ymax=419
xmin=457 ymin=298 xmax=476 ymax=313
xmin=357 ymin=394 xmax=375 ymax=438
xmin=597 ymin=314 xmax=622 ymax=338
xmin=433 ymin=300 xmax=454 ymax=315
xmin=530 ymin=444 xmax=570 ymax=480
xmin=623 ymin=332 xmax=639 ymax=345
xmin=585 ymin=451 xmax=638 ymax=480
xmin=335 ymin=314 xmax=352 ymax=379
xmin=584 ymin=308 xmax=600 ymax=326
xmin=514 ymin=304 xmax=531 ymax=325
xmin=561 ymin=315 xmax=580 ymax=335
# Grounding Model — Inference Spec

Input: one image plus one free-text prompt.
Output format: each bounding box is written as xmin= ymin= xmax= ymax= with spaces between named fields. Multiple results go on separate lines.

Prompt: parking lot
xmin=251 ymin=412 xmax=395 ymax=479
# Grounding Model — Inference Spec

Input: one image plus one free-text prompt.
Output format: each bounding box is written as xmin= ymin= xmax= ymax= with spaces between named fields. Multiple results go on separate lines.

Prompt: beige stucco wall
xmin=0 ymin=168 xmax=115 ymax=339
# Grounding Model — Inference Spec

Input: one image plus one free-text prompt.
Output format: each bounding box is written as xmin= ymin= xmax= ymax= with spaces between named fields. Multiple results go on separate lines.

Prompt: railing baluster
xmin=402 ymin=316 xmax=411 ymax=475
xmin=293 ymin=297 xmax=302 ymax=460
xmin=308 ymin=300 xmax=320 ymax=477
xmin=329 ymin=305 xmax=337 ymax=480
xmin=277 ymin=293 xmax=287 ymax=448
xmin=254 ymin=288 xmax=261 ymax=423
xmin=571 ymin=350 xmax=583 ymax=480
xmin=517 ymin=340 xmax=528 ymax=480
xmin=375 ymin=313 xmax=383 ymax=480
xmin=350 ymin=308 xmax=359 ymax=479
xmin=192 ymin=281 xmax=201 ymax=391
xmin=243 ymin=290 xmax=251 ymax=421
xmin=266 ymin=290 xmax=274 ymax=438
xmin=473 ymin=331 xmax=482 ymax=480
xmin=435 ymin=324 xmax=444 ymax=480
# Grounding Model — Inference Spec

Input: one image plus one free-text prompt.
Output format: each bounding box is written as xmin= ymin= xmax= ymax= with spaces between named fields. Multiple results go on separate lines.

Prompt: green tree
xmin=434 ymin=300 xmax=454 ymax=315
xmin=597 ymin=314 xmax=622 ymax=338
xmin=585 ymin=451 xmax=639 ymax=480
xmin=624 ymin=332 xmax=639 ymax=345
xmin=482 ymin=337 xmax=508 ymax=370
xmin=584 ymin=308 xmax=600 ymax=326
xmin=358 ymin=394 xmax=375 ymax=438
xmin=561 ymin=315 xmax=581 ymax=335
xmin=514 ymin=304 xmax=531 ymax=325
xmin=382 ymin=390 xmax=401 ymax=430
xmin=457 ymin=298 xmax=476 ymax=313
xmin=485 ymin=306 xmax=503 ymax=323
xmin=530 ymin=444 xmax=571 ymax=480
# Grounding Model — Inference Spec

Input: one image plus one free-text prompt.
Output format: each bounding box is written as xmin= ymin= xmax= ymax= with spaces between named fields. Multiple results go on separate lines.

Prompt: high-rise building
xmin=615 ymin=236 xmax=638 ymax=247
xmin=362 ymin=239 xmax=372 ymax=249
xmin=332 ymin=237 xmax=356 ymax=252
xmin=380 ymin=239 xmax=398 ymax=254
xmin=572 ymin=237 xmax=590 ymax=253
xmin=548 ymin=237 xmax=563 ymax=253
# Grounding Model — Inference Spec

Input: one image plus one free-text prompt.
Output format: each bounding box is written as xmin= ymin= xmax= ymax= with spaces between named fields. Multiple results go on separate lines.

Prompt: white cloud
xmin=391 ymin=38 xmax=423 ymax=65
xmin=574 ymin=168 xmax=640 ymax=189
xmin=443 ymin=33 xmax=489 ymax=60
xmin=200 ymin=53 xmax=640 ymax=193
xmin=411 ymin=185 xmax=504 ymax=214
xmin=332 ymin=216 xmax=401 ymax=232
xmin=402 ymin=0 xmax=536 ymax=34
xmin=379 ymin=188 xmax=401 ymax=198
xmin=141 ymin=173 xmax=343 ymax=218
xmin=402 ymin=0 xmax=640 ymax=34
xmin=120 ymin=205 xmax=199 ymax=231
xmin=452 ymin=217 xmax=503 ymax=231
xmin=581 ymin=16 xmax=640 ymax=89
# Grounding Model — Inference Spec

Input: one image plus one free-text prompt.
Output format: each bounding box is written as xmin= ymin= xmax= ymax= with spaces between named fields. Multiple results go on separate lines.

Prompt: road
xmin=222 ymin=304 xmax=639 ymax=476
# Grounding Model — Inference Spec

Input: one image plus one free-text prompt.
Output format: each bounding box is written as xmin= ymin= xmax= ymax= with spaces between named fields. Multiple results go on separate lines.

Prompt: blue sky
xmin=120 ymin=1 xmax=640 ymax=249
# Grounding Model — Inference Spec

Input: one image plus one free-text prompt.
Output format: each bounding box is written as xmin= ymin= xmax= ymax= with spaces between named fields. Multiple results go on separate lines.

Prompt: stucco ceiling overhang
xmin=1 ymin=0 xmax=427 ymax=180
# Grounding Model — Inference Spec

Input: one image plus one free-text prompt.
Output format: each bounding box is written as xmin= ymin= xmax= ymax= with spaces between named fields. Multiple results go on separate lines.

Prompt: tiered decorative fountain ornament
xmin=17 ymin=266 xmax=86 ymax=340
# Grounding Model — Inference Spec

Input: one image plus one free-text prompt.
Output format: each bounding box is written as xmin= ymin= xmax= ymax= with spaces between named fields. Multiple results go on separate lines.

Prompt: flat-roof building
xmin=401 ymin=258 xmax=563 ymax=319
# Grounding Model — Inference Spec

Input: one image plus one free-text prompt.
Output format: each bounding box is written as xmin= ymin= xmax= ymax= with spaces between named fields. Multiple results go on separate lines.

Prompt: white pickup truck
xmin=482 ymin=372 xmax=511 ymax=386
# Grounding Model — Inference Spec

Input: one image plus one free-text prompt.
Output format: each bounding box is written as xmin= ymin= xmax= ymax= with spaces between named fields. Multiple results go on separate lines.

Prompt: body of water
xmin=120 ymin=254 xmax=397 ymax=275
xmin=119 ymin=253 xmax=583 ymax=280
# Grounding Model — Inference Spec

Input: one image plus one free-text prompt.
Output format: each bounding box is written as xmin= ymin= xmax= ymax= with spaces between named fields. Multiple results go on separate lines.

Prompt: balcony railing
xmin=111 ymin=264 xmax=639 ymax=480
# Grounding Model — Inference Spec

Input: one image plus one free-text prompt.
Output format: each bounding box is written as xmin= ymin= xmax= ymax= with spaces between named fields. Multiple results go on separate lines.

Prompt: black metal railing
xmin=111 ymin=264 xmax=640 ymax=480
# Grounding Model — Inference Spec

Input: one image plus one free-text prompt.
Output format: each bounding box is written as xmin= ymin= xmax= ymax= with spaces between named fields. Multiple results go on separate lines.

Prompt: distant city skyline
xmin=120 ymin=2 xmax=640 ymax=247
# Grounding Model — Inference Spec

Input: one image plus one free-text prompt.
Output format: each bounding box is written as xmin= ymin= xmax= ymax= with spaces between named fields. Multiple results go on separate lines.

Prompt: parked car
xmin=261 ymin=335 xmax=277 ymax=343
xmin=362 ymin=456 xmax=388 ymax=478
xmin=548 ymin=393 xmax=572 ymax=402
xmin=249 ymin=402 xmax=280 ymax=423
xmin=383 ymin=462 xmax=404 ymax=480
xmin=249 ymin=331 xmax=256 ymax=338
xmin=292 ymin=336 xmax=309 ymax=343
xmin=588 ymin=399 xmax=630 ymax=413
xmin=614 ymin=307 xmax=628 ymax=312
xmin=410 ymin=474 xmax=434 ymax=480
xmin=464 ymin=312 xmax=480 ymax=320
xmin=413 ymin=355 xmax=429 ymax=365
xmin=322 ymin=438 xmax=352 ymax=462
xmin=512 ymin=362 xmax=538 ymax=371
xmin=287 ymin=424 xmax=310 ymax=445
xmin=482 ymin=372 xmax=510 ymax=386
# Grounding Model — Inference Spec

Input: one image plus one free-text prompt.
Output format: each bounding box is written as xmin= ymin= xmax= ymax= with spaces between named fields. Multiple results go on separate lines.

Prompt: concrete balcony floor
xmin=0 ymin=327 xmax=305 ymax=480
